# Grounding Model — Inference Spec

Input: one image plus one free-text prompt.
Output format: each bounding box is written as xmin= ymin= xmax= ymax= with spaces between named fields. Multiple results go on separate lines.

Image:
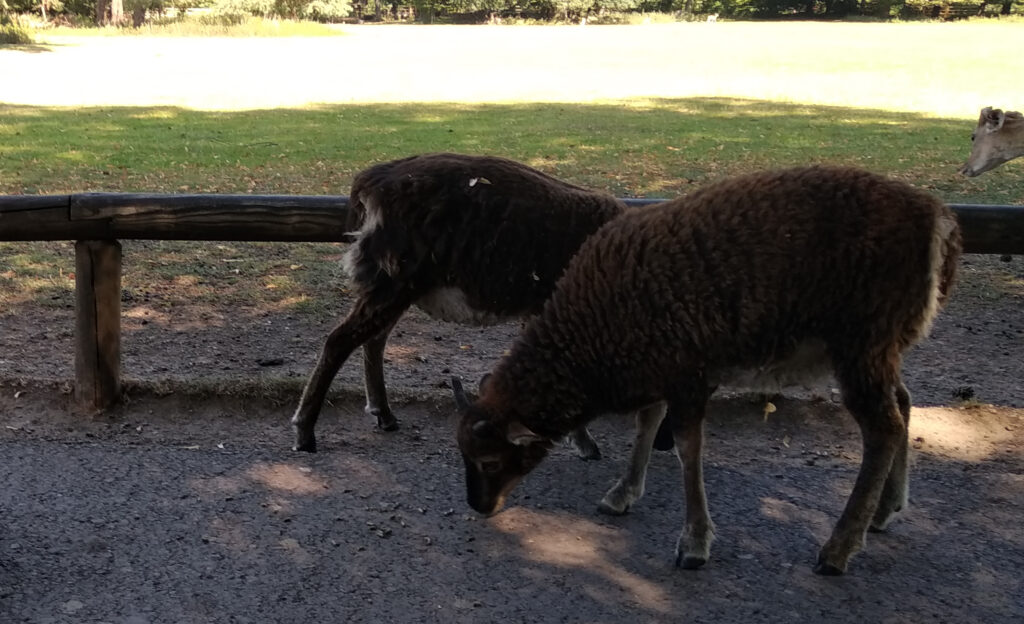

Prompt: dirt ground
xmin=0 ymin=252 xmax=1022 ymax=623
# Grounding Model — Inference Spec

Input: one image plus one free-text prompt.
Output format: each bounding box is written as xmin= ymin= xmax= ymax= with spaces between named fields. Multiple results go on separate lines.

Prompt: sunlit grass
xmin=2 ymin=22 xmax=1022 ymax=316
xmin=42 ymin=17 xmax=341 ymax=38
xmin=1 ymin=23 xmax=1017 ymax=115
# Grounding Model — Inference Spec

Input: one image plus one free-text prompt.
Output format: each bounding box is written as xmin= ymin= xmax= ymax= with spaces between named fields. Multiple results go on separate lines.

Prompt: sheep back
xmin=343 ymin=153 xmax=626 ymax=321
xmin=496 ymin=165 xmax=961 ymax=418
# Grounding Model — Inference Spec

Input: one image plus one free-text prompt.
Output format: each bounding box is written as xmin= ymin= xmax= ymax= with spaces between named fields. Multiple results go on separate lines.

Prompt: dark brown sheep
xmin=455 ymin=165 xmax=962 ymax=576
xmin=291 ymin=153 xmax=628 ymax=454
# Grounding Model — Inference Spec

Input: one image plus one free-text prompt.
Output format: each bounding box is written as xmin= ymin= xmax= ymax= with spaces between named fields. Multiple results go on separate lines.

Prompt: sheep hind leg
xmin=567 ymin=426 xmax=602 ymax=461
xmin=291 ymin=295 xmax=412 ymax=452
xmin=598 ymin=403 xmax=666 ymax=515
xmin=362 ymin=321 xmax=400 ymax=431
xmin=815 ymin=359 xmax=904 ymax=575
xmin=870 ymin=380 xmax=911 ymax=532
xmin=670 ymin=397 xmax=715 ymax=570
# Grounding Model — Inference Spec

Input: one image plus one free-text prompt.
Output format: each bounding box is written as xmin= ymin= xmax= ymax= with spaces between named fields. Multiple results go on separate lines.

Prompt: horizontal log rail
xmin=2 ymin=193 xmax=1023 ymax=254
xmin=1 ymin=192 xmax=1022 ymax=412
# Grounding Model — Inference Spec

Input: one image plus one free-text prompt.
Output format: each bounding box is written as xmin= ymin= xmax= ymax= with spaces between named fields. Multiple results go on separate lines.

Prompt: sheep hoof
xmin=293 ymin=431 xmax=318 ymax=453
xmin=596 ymin=501 xmax=629 ymax=516
xmin=812 ymin=557 xmax=845 ymax=576
xmin=367 ymin=407 xmax=399 ymax=432
xmin=675 ymin=554 xmax=706 ymax=570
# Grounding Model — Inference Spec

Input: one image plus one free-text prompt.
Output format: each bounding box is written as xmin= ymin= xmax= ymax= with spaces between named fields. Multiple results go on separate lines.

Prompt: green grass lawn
xmin=2 ymin=22 xmax=1023 ymax=317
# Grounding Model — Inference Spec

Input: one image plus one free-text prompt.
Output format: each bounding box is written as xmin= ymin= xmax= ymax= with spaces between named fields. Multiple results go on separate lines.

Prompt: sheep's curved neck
xmin=487 ymin=349 xmax=589 ymax=440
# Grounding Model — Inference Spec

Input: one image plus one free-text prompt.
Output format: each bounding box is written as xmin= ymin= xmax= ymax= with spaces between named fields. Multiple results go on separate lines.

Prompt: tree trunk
xmin=95 ymin=0 xmax=109 ymax=24
xmin=132 ymin=5 xmax=146 ymax=26
xmin=110 ymin=0 xmax=124 ymax=24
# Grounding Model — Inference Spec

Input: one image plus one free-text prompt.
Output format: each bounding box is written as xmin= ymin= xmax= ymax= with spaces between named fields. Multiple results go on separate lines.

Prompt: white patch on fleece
xmin=341 ymin=195 xmax=400 ymax=278
xmin=914 ymin=213 xmax=958 ymax=343
xmin=416 ymin=287 xmax=509 ymax=326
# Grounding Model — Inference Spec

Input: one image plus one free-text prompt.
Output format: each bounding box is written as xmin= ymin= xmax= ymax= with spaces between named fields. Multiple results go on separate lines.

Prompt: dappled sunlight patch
xmin=759 ymin=496 xmax=829 ymax=530
xmin=997 ymin=273 xmax=1024 ymax=297
xmin=911 ymin=406 xmax=1021 ymax=461
xmin=246 ymin=462 xmax=330 ymax=496
xmin=329 ymin=454 xmax=403 ymax=492
xmin=265 ymin=294 xmax=313 ymax=313
xmin=172 ymin=274 xmax=203 ymax=288
xmin=55 ymin=150 xmax=91 ymax=164
xmin=383 ymin=344 xmax=425 ymax=366
xmin=190 ymin=473 xmax=247 ymax=499
xmin=487 ymin=507 xmax=670 ymax=611
xmin=129 ymin=109 xmax=180 ymax=121
xmin=123 ymin=306 xmax=169 ymax=325
xmin=204 ymin=516 xmax=255 ymax=555
xmin=275 ymin=536 xmax=316 ymax=568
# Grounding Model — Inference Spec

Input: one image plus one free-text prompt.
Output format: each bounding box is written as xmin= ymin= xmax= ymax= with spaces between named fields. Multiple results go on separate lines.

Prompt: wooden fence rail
xmin=2 ymin=193 xmax=1023 ymax=411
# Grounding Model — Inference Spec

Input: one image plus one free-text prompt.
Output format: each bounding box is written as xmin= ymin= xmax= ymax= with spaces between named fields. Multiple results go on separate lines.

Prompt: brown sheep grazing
xmin=454 ymin=165 xmax=962 ymax=576
xmin=291 ymin=152 xmax=630 ymax=454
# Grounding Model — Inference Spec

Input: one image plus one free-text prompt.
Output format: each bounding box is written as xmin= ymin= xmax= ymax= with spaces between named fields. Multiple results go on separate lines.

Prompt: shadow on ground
xmin=0 ymin=391 xmax=1021 ymax=623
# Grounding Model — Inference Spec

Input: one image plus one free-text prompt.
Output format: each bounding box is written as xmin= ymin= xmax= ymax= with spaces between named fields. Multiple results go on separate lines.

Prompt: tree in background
xmin=1 ymin=0 xmax=1020 ymax=24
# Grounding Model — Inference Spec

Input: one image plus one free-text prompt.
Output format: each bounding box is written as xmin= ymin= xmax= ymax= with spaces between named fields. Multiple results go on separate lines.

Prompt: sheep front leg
xmin=671 ymin=398 xmax=715 ymax=570
xmin=292 ymin=296 xmax=410 ymax=452
xmin=598 ymin=403 xmax=666 ymax=514
xmin=362 ymin=322 xmax=400 ymax=431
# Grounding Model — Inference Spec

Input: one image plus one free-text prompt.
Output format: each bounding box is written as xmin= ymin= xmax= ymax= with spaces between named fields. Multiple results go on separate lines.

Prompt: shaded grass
xmin=1 ymin=98 xmax=1022 ymax=317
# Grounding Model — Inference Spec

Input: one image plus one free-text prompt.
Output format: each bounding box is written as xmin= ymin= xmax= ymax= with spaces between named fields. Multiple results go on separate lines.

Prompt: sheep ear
xmin=452 ymin=377 xmax=471 ymax=411
xmin=983 ymin=107 xmax=1005 ymax=132
xmin=506 ymin=421 xmax=545 ymax=446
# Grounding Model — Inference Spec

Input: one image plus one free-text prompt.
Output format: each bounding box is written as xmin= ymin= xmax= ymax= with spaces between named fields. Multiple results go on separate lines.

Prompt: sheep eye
xmin=481 ymin=460 xmax=502 ymax=474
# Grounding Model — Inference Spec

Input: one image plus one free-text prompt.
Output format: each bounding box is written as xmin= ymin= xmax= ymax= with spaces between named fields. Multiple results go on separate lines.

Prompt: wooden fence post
xmin=74 ymin=240 xmax=122 ymax=411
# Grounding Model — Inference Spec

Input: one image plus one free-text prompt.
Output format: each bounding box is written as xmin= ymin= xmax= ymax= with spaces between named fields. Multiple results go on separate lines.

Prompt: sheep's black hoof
xmin=812 ymin=558 xmax=844 ymax=576
xmin=675 ymin=554 xmax=706 ymax=570
xmin=293 ymin=432 xmax=317 ymax=453
xmin=368 ymin=407 xmax=399 ymax=432
xmin=596 ymin=501 xmax=629 ymax=516
xmin=574 ymin=442 xmax=602 ymax=461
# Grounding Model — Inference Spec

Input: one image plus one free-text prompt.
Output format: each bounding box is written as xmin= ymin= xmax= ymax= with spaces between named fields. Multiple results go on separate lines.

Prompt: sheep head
xmin=453 ymin=377 xmax=552 ymax=516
